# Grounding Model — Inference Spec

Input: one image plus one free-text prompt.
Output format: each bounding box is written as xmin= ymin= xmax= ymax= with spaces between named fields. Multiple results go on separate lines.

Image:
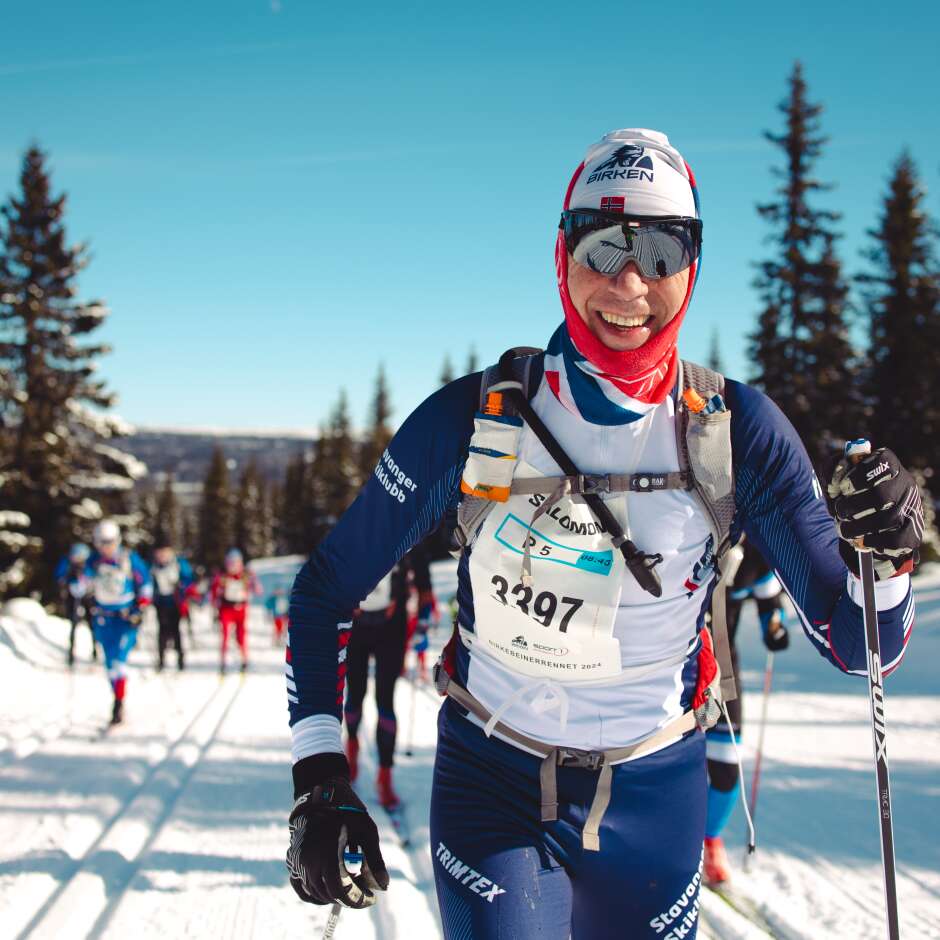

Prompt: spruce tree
xmin=153 ymin=473 xmax=181 ymax=548
xmin=439 ymin=354 xmax=455 ymax=386
xmin=280 ymin=452 xmax=312 ymax=554
xmin=359 ymin=364 xmax=393 ymax=480
xmin=466 ymin=346 xmax=479 ymax=374
xmin=0 ymin=145 xmax=138 ymax=598
xmin=311 ymin=390 xmax=359 ymax=537
xmin=859 ymin=151 xmax=940 ymax=482
xmin=748 ymin=64 xmax=858 ymax=467
xmin=197 ymin=445 xmax=233 ymax=571
xmin=234 ymin=459 xmax=269 ymax=560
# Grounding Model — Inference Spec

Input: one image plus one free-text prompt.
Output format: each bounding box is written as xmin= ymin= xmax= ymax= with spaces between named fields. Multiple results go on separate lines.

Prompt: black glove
xmin=759 ymin=608 xmax=789 ymax=652
xmin=286 ymin=753 xmax=389 ymax=908
xmin=827 ymin=447 xmax=924 ymax=580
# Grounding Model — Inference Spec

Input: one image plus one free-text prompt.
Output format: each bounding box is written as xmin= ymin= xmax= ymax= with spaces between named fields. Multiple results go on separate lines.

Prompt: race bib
xmin=94 ymin=560 xmax=130 ymax=606
xmin=154 ymin=564 xmax=180 ymax=596
xmin=223 ymin=578 xmax=248 ymax=604
xmin=468 ymin=462 xmax=625 ymax=681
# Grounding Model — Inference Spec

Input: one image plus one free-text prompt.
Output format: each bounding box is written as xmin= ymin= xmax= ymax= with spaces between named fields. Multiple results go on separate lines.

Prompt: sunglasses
xmin=560 ymin=210 xmax=702 ymax=279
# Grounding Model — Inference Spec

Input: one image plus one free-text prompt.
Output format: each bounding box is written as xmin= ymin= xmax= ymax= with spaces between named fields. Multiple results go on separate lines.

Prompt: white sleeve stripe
xmin=286 ymin=677 xmax=297 ymax=692
xmin=778 ymin=571 xmax=831 ymax=649
xmin=287 ymin=692 xmax=299 ymax=704
xmin=285 ymin=663 xmax=294 ymax=678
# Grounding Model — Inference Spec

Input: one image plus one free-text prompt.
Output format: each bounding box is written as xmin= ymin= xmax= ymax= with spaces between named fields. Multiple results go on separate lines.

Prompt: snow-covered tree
xmin=234 ymin=459 xmax=273 ymax=561
xmin=749 ymin=64 xmax=859 ymax=467
xmin=0 ymin=146 xmax=142 ymax=598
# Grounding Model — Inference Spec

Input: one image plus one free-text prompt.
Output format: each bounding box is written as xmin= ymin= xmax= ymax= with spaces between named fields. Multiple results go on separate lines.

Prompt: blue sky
xmin=2 ymin=1 xmax=939 ymax=432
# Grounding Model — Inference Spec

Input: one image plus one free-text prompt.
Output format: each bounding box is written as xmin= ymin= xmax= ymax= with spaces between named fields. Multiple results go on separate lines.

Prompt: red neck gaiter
xmin=555 ymin=161 xmax=698 ymax=405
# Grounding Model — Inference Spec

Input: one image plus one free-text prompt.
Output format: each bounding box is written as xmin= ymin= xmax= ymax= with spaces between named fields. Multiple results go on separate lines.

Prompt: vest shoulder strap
xmin=453 ymin=349 xmax=544 ymax=553
xmin=676 ymin=359 xmax=735 ymax=558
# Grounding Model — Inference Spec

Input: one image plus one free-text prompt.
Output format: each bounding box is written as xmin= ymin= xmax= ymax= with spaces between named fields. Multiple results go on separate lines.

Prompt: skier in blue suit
xmin=85 ymin=519 xmax=152 ymax=725
xmin=282 ymin=129 xmax=923 ymax=939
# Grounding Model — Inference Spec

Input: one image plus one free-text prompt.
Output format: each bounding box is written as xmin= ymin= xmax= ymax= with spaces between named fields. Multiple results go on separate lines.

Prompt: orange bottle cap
xmin=683 ymin=388 xmax=708 ymax=413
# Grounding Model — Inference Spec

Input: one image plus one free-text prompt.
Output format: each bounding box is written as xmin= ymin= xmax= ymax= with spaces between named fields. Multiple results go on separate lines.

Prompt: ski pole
xmin=743 ymin=650 xmax=774 ymax=871
xmin=404 ymin=656 xmax=417 ymax=757
xmin=320 ymin=851 xmax=364 ymax=939
xmin=845 ymin=438 xmax=900 ymax=940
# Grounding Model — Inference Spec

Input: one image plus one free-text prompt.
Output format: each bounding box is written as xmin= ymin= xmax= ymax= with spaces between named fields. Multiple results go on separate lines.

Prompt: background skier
xmin=85 ymin=520 xmax=152 ymax=725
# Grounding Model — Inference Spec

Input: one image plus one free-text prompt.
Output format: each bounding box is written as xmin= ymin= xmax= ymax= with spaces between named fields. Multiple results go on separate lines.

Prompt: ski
xmin=704 ymin=883 xmax=780 ymax=939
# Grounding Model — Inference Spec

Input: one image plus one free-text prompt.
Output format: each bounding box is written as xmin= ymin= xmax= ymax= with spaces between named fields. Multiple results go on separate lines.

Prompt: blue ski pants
xmin=431 ymin=700 xmax=706 ymax=940
xmin=92 ymin=613 xmax=139 ymax=684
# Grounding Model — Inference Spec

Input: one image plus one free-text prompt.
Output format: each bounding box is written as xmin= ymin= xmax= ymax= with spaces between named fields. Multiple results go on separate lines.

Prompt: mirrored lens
xmin=564 ymin=213 xmax=700 ymax=279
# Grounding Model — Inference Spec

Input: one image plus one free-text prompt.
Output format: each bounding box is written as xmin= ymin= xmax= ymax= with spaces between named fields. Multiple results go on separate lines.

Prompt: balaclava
xmin=548 ymin=128 xmax=700 ymax=424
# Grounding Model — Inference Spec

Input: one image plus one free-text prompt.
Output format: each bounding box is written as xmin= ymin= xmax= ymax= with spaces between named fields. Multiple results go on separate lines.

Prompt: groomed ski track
xmin=1 ymin=561 xmax=938 ymax=938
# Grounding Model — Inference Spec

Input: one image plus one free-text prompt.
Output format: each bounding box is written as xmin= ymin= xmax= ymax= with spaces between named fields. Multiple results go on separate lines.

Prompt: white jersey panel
xmin=464 ymin=379 xmax=714 ymax=749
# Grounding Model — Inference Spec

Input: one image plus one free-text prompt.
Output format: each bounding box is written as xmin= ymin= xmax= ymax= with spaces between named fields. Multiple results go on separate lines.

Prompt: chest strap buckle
xmin=577 ymin=474 xmax=609 ymax=497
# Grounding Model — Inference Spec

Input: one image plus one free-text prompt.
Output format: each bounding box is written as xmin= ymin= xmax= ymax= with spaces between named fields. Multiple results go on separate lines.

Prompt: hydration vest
xmin=454 ymin=347 xmax=740 ymax=702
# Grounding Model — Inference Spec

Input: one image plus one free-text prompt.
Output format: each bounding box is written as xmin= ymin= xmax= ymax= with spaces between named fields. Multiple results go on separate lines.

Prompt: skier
xmin=265 ymin=583 xmax=290 ymax=646
xmin=151 ymin=541 xmax=194 ymax=671
xmin=85 ymin=520 xmax=152 ymax=725
xmin=283 ymin=128 xmax=923 ymax=937
xmin=210 ymin=548 xmax=260 ymax=675
xmin=342 ymin=545 xmax=433 ymax=809
xmin=703 ymin=537 xmax=789 ymax=887
xmin=55 ymin=542 xmax=96 ymax=666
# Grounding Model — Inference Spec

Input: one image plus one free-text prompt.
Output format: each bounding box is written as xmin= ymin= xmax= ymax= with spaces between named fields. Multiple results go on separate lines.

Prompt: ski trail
xmin=13 ymin=674 xmax=239 ymax=939
xmin=85 ymin=675 xmax=245 ymax=938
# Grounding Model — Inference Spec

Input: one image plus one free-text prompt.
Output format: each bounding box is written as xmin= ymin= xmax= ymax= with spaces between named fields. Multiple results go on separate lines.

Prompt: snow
xmin=0 ymin=561 xmax=938 ymax=939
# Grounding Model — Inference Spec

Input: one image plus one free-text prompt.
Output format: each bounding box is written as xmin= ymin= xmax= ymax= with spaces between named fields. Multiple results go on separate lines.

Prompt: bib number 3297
xmin=490 ymin=575 xmax=583 ymax=633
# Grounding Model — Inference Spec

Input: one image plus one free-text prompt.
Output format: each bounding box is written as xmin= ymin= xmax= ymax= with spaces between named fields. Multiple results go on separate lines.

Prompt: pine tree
xmin=859 ymin=151 xmax=940 ymax=483
xmin=234 ymin=459 xmax=269 ymax=560
xmin=439 ymin=354 xmax=455 ymax=386
xmin=707 ymin=328 xmax=724 ymax=373
xmin=153 ymin=473 xmax=181 ymax=548
xmin=180 ymin=507 xmax=198 ymax=560
xmin=466 ymin=346 xmax=479 ymax=374
xmin=197 ymin=445 xmax=233 ymax=571
xmin=279 ymin=452 xmax=312 ymax=554
xmin=748 ymin=64 xmax=858 ymax=467
xmin=310 ymin=390 xmax=359 ymax=540
xmin=268 ymin=481 xmax=286 ymax=555
xmin=0 ymin=145 xmax=141 ymax=598
xmin=359 ymin=364 xmax=394 ymax=480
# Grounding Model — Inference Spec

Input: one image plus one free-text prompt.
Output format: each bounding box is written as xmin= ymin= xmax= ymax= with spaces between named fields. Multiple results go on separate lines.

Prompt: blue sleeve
xmin=54 ymin=558 xmax=68 ymax=582
xmin=178 ymin=558 xmax=194 ymax=587
xmin=130 ymin=552 xmax=153 ymax=602
xmin=727 ymin=380 xmax=913 ymax=677
xmin=287 ymin=373 xmax=479 ymax=726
